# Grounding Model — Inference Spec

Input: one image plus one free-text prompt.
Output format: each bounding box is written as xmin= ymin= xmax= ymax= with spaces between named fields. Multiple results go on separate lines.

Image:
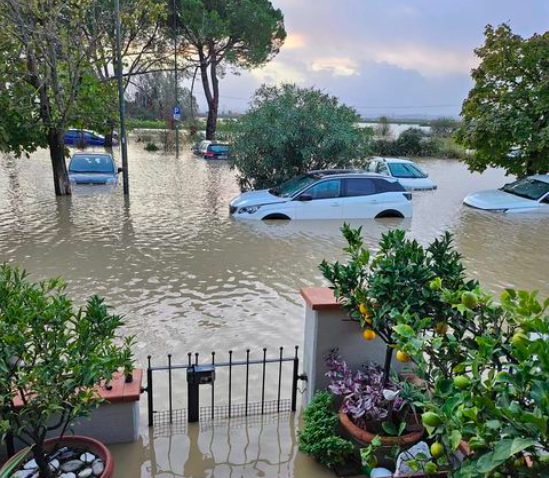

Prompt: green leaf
xmin=477 ymin=438 xmax=536 ymax=473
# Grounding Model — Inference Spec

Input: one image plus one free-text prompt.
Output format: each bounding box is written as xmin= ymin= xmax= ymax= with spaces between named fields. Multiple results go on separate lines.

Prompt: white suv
xmin=367 ymin=157 xmax=437 ymax=191
xmin=229 ymin=170 xmax=412 ymax=220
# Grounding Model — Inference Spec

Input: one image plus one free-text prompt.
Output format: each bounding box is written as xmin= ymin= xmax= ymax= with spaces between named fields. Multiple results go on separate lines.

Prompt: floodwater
xmin=1 ymin=143 xmax=548 ymax=477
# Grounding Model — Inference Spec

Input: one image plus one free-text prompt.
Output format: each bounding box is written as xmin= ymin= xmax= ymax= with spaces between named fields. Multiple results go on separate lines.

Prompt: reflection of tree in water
xmin=146 ymin=414 xmax=298 ymax=478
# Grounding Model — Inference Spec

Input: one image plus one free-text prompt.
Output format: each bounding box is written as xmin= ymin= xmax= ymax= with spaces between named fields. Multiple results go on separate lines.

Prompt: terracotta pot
xmin=339 ymin=409 xmax=424 ymax=446
xmin=0 ymin=436 xmax=114 ymax=478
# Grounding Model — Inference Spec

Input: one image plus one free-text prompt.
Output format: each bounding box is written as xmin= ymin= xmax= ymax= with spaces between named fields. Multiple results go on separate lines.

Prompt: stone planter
xmin=0 ymin=436 xmax=114 ymax=478
xmin=339 ymin=409 xmax=424 ymax=447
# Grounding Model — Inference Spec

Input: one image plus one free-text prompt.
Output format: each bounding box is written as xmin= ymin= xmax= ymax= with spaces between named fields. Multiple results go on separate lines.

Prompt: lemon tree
xmin=395 ymin=287 xmax=549 ymax=477
xmin=320 ymin=225 xmax=473 ymax=384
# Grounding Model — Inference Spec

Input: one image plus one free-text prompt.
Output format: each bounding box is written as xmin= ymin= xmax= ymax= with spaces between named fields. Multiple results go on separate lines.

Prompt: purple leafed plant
xmin=325 ymin=350 xmax=406 ymax=424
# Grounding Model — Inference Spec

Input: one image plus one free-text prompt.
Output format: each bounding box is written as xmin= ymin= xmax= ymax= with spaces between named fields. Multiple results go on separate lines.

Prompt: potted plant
xmin=326 ymin=350 xmax=425 ymax=448
xmin=393 ymin=285 xmax=549 ymax=477
xmin=0 ymin=264 xmax=133 ymax=478
xmin=319 ymin=226 xmax=473 ymax=449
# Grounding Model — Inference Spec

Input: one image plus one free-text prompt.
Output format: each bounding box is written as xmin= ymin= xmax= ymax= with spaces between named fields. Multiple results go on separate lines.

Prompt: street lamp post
xmin=173 ymin=0 xmax=180 ymax=157
xmin=115 ymin=0 xmax=129 ymax=195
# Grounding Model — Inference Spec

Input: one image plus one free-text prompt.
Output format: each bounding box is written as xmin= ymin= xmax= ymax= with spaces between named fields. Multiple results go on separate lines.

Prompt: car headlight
xmin=238 ymin=206 xmax=261 ymax=214
xmin=105 ymin=177 xmax=117 ymax=185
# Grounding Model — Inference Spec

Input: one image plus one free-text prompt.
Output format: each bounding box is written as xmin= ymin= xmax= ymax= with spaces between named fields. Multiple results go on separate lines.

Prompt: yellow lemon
xmin=396 ymin=350 xmax=411 ymax=363
xmin=363 ymin=329 xmax=376 ymax=341
xmin=359 ymin=303 xmax=369 ymax=315
xmin=430 ymin=442 xmax=444 ymax=458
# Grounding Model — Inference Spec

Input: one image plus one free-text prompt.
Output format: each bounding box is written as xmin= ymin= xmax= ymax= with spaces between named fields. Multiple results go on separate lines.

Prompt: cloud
xmin=251 ymin=59 xmax=306 ymax=84
xmin=310 ymin=57 xmax=359 ymax=77
xmin=283 ymin=33 xmax=306 ymax=50
xmin=368 ymin=44 xmax=479 ymax=77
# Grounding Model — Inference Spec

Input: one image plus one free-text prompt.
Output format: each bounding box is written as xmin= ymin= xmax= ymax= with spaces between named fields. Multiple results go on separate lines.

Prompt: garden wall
xmin=301 ymin=288 xmax=404 ymax=406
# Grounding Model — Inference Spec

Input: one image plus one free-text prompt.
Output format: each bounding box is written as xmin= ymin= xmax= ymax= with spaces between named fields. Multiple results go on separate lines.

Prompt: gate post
xmin=147 ymin=355 xmax=154 ymax=427
xmin=187 ymin=366 xmax=200 ymax=423
xmin=291 ymin=346 xmax=299 ymax=412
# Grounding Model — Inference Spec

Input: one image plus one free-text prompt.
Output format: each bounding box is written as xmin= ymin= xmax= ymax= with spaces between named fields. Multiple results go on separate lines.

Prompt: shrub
xmin=393 ymin=284 xmax=549 ymax=477
xmin=231 ymin=84 xmax=372 ymax=191
xmin=144 ymin=142 xmax=159 ymax=152
xmin=298 ymin=391 xmax=353 ymax=469
xmin=0 ymin=265 xmax=132 ymax=478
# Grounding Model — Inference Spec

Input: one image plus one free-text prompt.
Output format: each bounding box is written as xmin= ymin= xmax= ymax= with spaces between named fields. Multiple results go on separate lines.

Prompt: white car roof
xmin=371 ymin=156 xmax=414 ymax=164
xmin=531 ymin=175 xmax=549 ymax=184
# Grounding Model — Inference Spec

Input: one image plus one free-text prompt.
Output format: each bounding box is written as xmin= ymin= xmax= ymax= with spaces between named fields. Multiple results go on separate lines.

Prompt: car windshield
xmin=209 ymin=144 xmax=230 ymax=153
xmin=387 ymin=162 xmax=427 ymax=178
xmin=270 ymin=175 xmax=318 ymax=197
xmin=501 ymin=178 xmax=549 ymax=201
xmin=69 ymin=155 xmax=114 ymax=173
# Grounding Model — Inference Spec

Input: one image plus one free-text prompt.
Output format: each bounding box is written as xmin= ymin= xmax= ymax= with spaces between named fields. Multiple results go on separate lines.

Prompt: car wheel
xmin=262 ymin=214 xmax=291 ymax=220
xmin=375 ymin=210 xmax=404 ymax=219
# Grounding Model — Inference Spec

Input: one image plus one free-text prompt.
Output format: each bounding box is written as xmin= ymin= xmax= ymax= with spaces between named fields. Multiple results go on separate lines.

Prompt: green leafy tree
xmin=232 ymin=84 xmax=372 ymax=191
xmin=456 ymin=24 xmax=549 ymax=177
xmin=0 ymin=0 xmax=118 ymax=195
xmin=172 ymin=0 xmax=286 ymax=140
xmin=0 ymin=264 xmax=133 ymax=478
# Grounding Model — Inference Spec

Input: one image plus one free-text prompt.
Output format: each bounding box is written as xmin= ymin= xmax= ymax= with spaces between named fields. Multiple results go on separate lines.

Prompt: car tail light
xmin=403 ymin=193 xmax=412 ymax=201
xmin=203 ymin=151 xmax=215 ymax=157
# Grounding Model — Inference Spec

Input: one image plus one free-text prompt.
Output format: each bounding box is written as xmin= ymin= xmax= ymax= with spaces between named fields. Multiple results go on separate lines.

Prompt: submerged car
xmin=202 ymin=143 xmax=231 ymax=160
xmin=367 ymin=157 xmax=436 ymax=191
xmin=68 ymin=152 xmax=121 ymax=185
xmin=192 ymin=140 xmax=213 ymax=156
xmin=64 ymin=129 xmax=117 ymax=147
xmin=463 ymin=175 xmax=549 ymax=213
xmin=229 ymin=170 xmax=412 ymax=220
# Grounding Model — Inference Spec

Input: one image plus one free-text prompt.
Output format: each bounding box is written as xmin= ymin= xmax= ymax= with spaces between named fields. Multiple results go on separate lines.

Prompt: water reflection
xmin=110 ymin=414 xmax=332 ymax=478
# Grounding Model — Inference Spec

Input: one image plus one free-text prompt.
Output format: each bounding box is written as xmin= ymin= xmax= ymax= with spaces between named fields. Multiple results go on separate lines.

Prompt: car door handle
xmin=331 ymin=202 xmax=341 ymax=207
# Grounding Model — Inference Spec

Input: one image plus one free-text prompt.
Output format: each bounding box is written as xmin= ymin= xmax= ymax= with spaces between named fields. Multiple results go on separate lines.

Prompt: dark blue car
xmin=64 ymin=129 xmax=118 ymax=147
xmin=68 ymin=153 xmax=121 ymax=185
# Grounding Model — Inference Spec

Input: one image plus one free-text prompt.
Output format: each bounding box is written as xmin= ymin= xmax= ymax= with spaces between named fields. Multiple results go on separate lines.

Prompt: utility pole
xmin=115 ymin=0 xmax=129 ymax=195
xmin=173 ymin=0 xmax=180 ymax=157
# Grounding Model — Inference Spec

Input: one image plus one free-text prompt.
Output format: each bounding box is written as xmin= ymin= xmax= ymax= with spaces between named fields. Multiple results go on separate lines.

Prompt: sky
xmin=191 ymin=0 xmax=549 ymax=119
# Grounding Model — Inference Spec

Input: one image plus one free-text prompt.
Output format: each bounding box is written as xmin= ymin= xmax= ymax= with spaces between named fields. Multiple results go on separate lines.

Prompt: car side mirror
xmin=297 ymin=194 xmax=313 ymax=202
xmin=117 ymin=167 xmax=124 ymax=174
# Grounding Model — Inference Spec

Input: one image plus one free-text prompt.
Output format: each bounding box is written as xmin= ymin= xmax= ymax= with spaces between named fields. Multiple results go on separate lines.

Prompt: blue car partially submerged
xmin=64 ymin=129 xmax=118 ymax=147
xmin=68 ymin=152 xmax=121 ymax=185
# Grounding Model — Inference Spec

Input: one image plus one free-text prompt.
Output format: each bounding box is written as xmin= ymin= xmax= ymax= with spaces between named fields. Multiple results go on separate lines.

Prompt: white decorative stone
xmin=61 ymin=460 xmax=85 ymax=473
xmin=395 ymin=441 xmax=432 ymax=477
xmin=80 ymin=453 xmax=96 ymax=464
xmin=78 ymin=468 xmax=93 ymax=478
xmin=92 ymin=460 xmax=104 ymax=476
xmin=371 ymin=468 xmax=393 ymax=477
xmin=60 ymin=473 xmax=77 ymax=478
xmin=14 ymin=470 xmax=35 ymax=478
xmin=23 ymin=459 xmax=37 ymax=470
xmin=49 ymin=458 xmax=60 ymax=471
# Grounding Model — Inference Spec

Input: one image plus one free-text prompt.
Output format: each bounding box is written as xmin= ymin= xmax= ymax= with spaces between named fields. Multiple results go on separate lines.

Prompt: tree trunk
xmin=199 ymin=49 xmax=219 ymax=141
xmin=47 ymin=128 xmax=72 ymax=196
xmin=33 ymin=442 xmax=53 ymax=478
xmin=205 ymin=102 xmax=218 ymax=141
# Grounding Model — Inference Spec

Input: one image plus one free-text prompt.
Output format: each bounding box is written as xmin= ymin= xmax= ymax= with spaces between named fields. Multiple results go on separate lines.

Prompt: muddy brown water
xmin=1 ymin=144 xmax=548 ymax=477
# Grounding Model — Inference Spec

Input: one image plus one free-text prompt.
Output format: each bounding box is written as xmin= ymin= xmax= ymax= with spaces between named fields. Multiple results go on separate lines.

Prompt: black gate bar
xmin=145 ymin=346 xmax=301 ymax=426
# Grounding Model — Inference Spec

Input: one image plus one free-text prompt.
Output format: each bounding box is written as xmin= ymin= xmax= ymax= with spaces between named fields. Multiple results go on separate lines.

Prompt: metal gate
xmin=145 ymin=346 xmax=303 ymax=427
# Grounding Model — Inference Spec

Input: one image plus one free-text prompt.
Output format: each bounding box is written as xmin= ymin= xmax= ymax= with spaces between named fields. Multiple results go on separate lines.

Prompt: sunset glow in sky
xmin=192 ymin=0 xmax=548 ymax=118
